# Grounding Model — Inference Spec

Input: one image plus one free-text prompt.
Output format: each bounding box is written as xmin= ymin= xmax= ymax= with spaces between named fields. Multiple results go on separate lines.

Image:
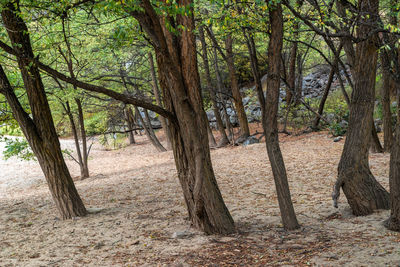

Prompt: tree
xmin=332 ymin=0 xmax=389 ymax=215
xmin=0 ymin=0 xmax=86 ymax=219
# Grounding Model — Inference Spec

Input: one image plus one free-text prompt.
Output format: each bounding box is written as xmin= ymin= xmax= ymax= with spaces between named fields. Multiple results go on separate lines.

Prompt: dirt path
xmin=0 ymin=132 xmax=399 ymax=266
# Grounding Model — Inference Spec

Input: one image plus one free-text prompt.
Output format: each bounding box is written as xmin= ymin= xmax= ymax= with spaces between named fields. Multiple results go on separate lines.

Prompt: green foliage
xmin=0 ymin=137 xmax=35 ymax=161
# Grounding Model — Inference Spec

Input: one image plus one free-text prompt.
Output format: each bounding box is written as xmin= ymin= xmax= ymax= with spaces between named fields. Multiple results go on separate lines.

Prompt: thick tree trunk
xmin=385 ymin=91 xmax=400 ymax=231
xmin=130 ymin=0 xmax=234 ymax=234
xmin=75 ymin=98 xmax=89 ymax=178
xmin=380 ymin=52 xmax=393 ymax=152
xmin=199 ymin=25 xmax=229 ymax=146
xmin=225 ymin=34 xmax=250 ymax=138
xmin=1 ymin=3 xmax=86 ymax=219
xmin=263 ymin=2 xmax=300 ymax=230
xmin=148 ymin=52 xmax=172 ymax=150
xmin=124 ymin=107 xmax=136 ymax=144
xmin=333 ymin=0 xmax=389 ymax=215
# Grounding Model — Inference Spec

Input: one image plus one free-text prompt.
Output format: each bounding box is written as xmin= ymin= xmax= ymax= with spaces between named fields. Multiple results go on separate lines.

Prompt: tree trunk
xmin=385 ymin=88 xmax=400 ymax=231
xmin=75 ymin=98 xmax=89 ymax=178
xmin=380 ymin=52 xmax=393 ymax=152
xmin=198 ymin=25 xmax=229 ymax=146
xmin=65 ymin=101 xmax=85 ymax=178
xmin=312 ymin=64 xmax=335 ymax=129
xmin=263 ymin=2 xmax=300 ymax=230
xmin=333 ymin=0 xmax=389 ymax=215
xmin=130 ymin=0 xmax=234 ymax=234
xmin=148 ymin=52 xmax=172 ymax=150
xmin=370 ymin=120 xmax=384 ymax=153
xmin=135 ymin=107 xmax=166 ymax=152
xmin=0 ymin=2 xmax=86 ymax=219
xmin=225 ymin=34 xmax=250 ymax=138
xmin=125 ymin=107 xmax=136 ymax=144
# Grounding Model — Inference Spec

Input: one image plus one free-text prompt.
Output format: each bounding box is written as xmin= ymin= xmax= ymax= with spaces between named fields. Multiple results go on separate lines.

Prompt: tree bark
xmin=333 ymin=0 xmax=389 ymax=215
xmin=75 ymin=98 xmax=89 ymax=178
xmin=380 ymin=52 xmax=393 ymax=152
xmin=385 ymin=88 xmax=400 ymax=231
xmin=199 ymin=25 xmax=229 ymax=146
xmin=263 ymin=2 xmax=300 ymax=230
xmin=125 ymin=107 xmax=136 ymax=144
xmin=225 ymin=34 xmax=250 ymax=138
xmin=135 ymin=107 xmax=166 ymax=152
xmin=148 ymin=52 xmax=172 ymax=150
xmin=0 ymin=1 xmax=86 ymax=219
xmin=130 ymin=0 xmax=235 ymax=234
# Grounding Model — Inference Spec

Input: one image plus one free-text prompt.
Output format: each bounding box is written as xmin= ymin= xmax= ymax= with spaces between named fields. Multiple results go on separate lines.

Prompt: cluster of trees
xmin=1 ymin=0 xmax=400 ymax=234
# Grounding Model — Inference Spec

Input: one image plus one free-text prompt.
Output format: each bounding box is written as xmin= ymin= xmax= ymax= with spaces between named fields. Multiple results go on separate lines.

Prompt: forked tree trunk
xmin=332 ymin=0 xmax=389 ymax=215
xmin=199 ymin=25 xmax=229 ymax=146
xmin=225 ymin=34 xmax=250 ymax=138
xmin=263 ymin=2 xmax=299 ymax=230
xmin=0 ymin=2 xmax=86 ymax=219
xmin=130 ymin=0 xmax=234 ymax=234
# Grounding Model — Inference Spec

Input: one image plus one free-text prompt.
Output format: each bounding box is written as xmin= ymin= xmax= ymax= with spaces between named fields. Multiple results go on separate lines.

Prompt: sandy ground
xmin=1 ymin=129 xmax=400 ymax=266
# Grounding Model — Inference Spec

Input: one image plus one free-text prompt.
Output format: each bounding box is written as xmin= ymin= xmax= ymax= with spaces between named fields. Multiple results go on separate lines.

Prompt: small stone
xmin=333 ymin=136 xmax=343 ymax=142
xmin=171 ymin=231 xmax=193 ymax=239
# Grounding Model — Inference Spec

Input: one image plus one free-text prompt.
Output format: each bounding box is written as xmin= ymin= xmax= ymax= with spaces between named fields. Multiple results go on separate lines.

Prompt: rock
xmin=243 ymin=96 xmax=251 ymax=106
xmin=171 ymin=231 xmax=193 ymax=239
xmin=243 ymin=136 xmax=260 ymax=146
xmin=206 ymin=110 xmax=216 ymax=122
xmin=87 ymin=207 xmax=104 ymax=214
xmin=338 ymin=120 xmax=348 ymax=129
xmin=333 ymin=136 xmax=343 ymax=142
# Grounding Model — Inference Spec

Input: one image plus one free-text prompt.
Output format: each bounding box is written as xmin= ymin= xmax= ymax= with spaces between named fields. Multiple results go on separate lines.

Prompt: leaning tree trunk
xmin=0 ymin=4 xmax=86 ymax=219
xmin=135 ymin=107 xmax=166 ymax=152
xmin=130 ymin=0 xmax=234 ymax=234
xmin=332 ymin=0 xmax=389 ymax=215
xmin=263 ymin=2 xmax=300 ymax=230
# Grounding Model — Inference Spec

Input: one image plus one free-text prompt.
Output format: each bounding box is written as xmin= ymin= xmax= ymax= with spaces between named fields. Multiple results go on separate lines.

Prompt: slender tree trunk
xmin=263 ymin=2 xmax=299 ymax=230
xmin=312 ymin=64 xmax=335 ymax=129
xmin=135 ymin=107 xmax=166 ymax=152
xmin=206 ymin=120 xmax=217 ymax=147
xmin=148 ymin=52 xmax=172 ymax=150
xmin=225 ymin=34 xmax=250 ymax=138
xmin=381 ymin=52 xmax=393 ymax=152
xmin=130 ymin=0 xmax=234 ymax=234
xmin=199 ymin=25 xmax=229 ymax=146
xmin=75 ymin=98 xmax=89 ymax=178
xmin=333 ymin=0 xmax=389 ymax=215
xmin=370 ymin=120 xmax=384 ymax=153
xmin=0 ymin=2 xmax=86 ymax=218
xmin=124 ymin=107 xmax=136 ymax=144
xmin=65 ymin=101 xmax=85 ymax=176
xmin=295 ymin=53 xmax=303 ymax=105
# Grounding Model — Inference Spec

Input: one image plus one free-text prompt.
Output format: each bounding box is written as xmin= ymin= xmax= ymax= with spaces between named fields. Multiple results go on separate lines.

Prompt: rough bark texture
xmin=225 ymin=34 xmax=250 ymax=138
xmin=333 ymin=0 xmax=389 ymax=215
xmin=148 ymin=52 xmax=172 ymax=150
xmin=130 ymin=0 xmax=235 ymax=234
xmin=263 ymin=2 xmax=300 ymax=230
xmin=0 ymin=1 xmax=86 ymax=219
xmin=385 ymin=90 xmax=400 ymax=231
xmin=199 ymin=25 xmax=229 ymax=146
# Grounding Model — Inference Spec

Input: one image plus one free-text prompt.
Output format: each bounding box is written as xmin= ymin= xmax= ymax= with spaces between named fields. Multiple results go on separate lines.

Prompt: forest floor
xmin=1 ymin=125 xmax=400 ymax=266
